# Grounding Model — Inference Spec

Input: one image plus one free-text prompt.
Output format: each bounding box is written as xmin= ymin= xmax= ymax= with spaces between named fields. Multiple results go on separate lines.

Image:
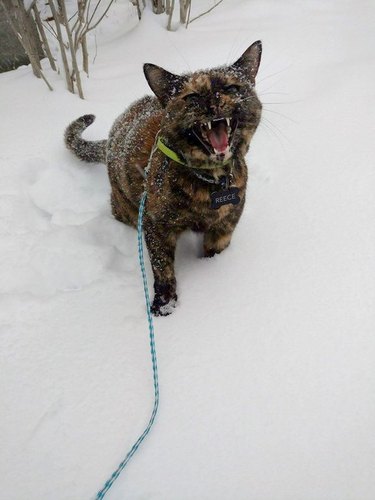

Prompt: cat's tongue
xmin=207 ymin=122 xmax=228 ymax=153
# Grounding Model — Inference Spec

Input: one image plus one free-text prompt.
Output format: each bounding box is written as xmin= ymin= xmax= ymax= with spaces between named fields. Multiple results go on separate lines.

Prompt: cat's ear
xmin=143 ymin=63 xmax=185 ymax=106
xmin=231 ymin=40 xmax=262 ymax=85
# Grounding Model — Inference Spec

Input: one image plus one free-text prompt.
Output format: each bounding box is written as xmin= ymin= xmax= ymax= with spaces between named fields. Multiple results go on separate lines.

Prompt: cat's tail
xmin=65 ymin=114 xmax=107 ymax=163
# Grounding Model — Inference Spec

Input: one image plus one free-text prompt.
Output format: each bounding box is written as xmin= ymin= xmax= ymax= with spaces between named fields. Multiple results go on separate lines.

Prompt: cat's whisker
xmin=225 ymin=16 xmax=249 ymax=66
xmin=238 ymin=96 xmax=295 ymax=106
xmin=237 ymin=96 xmax=257 ymax=103
xmin=165 ymin=32 xmax=192 ymax=73
xmin=260 ymin=101 xmax=293 ymax=105
xmin=260 ymin=115 xmax=292 ymax=147
xmin=259 ymin=121 xmax=280 ymax=144
xmin=257 ymin=77 xmax=287 ymax=95
xmin=257 ymin=65 xmax=291 ymax=85
xmin=258 ymin=91 xmax=289 ymax=96
xmin=258 ymin=121 xmax=288 ymax=154
xmin=262 ymin=107 xmax=298 ymax=124
xmin=192 ymin=128 xmax=212 ymax=155
xmin=241 ymin=92 xmax=301 ymax=108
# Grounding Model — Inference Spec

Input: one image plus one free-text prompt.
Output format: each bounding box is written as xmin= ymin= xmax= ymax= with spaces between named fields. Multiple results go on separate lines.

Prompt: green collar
xmin=157 ymin=137 xmax=185 ymax=165
xmin=157 ymin=137 xmax=231 ymax=168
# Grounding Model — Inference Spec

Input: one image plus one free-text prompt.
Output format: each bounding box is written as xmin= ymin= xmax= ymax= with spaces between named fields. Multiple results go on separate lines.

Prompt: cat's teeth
xmin=226 ymin=118 xmax=230 ymax=127
xmin=207 ymin=121 xmax=212 ymax=130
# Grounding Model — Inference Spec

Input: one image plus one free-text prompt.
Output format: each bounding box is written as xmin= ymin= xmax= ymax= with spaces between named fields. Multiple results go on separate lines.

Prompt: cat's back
xmin=107 ymin=95 xmax=163 ymax=166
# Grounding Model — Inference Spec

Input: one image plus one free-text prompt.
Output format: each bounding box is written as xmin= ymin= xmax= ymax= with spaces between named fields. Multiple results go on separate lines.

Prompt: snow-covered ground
xmin=1 ymin=1 xmax=375 ymax=499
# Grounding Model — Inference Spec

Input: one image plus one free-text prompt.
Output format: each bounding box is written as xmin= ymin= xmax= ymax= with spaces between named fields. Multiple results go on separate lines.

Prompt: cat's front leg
xmin=203 ymin=229 xmax=233 ymax=258
xmin=203 ymin=204 xmax=244 ymax=257
xmin=143 ymin=220 xmax=179 ymax=316
xmin=203 ymin=220 xmax=236 ymax=258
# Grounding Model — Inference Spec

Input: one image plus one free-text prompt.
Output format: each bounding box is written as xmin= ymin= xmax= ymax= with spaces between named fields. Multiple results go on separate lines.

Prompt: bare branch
xmin=152 ymin=0 xmax=164 ymax=14
xmin=179 ymin=0 xmax=189 ymax=24
xmin=39 ymin=68 xmax=54 ymax=90
xmin=44 ymin=19 xmax=58 ymax=40
xmin=48 ymin=0 xmax=73 ymax=92
xmin=32 ymin=4 xmax=57 ymax=71
xmin=85 ymin=0 xmax=115 ymax=33
xmin=167 ymin=0 xmax=174 ymax=30
xmin=187 ymin=0 xmax=224 ymax=27
xmin=86 ymin=0 xmax=103 ymax=29
xmin=185 ymin=0 xmax=192 ymax=28
xmin=58 ymin=0 xmax=85 ymax=98
xmin=26 ymin=0 xmax=37 ymax=14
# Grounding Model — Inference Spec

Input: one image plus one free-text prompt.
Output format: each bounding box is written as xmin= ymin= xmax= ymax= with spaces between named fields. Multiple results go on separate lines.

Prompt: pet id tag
xmin=210 ymin=187 xmax=240 ymax=209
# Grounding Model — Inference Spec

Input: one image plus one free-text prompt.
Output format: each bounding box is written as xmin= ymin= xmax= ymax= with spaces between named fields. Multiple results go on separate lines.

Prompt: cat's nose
xmin=210 ymin=92 xmax=223 ymax=115
xmin=209 ymin=102 xmax=221 ymax=115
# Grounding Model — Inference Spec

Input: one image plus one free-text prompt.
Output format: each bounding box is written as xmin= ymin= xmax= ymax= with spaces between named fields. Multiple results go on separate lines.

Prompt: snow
xmin=1 ymin=1 xmax=375 ymax=499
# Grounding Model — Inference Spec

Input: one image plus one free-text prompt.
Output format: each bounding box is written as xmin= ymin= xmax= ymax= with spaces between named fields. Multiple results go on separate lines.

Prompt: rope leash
xmin=95 ymin=191 xmax=159 ymax=499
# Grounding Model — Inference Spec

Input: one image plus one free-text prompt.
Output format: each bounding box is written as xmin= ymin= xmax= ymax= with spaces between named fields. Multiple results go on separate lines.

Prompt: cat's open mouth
xmin=191 ymin=117 xmax=237 ymax=160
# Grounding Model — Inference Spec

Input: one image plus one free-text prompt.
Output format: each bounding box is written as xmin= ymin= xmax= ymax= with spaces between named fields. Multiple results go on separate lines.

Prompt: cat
xmin=65 ymin=41 xmax=262 ymax=316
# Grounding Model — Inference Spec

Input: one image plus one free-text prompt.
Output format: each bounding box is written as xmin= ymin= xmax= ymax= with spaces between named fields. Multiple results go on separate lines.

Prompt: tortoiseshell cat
xmin=65 ymin=41 xmax=262 ymax=316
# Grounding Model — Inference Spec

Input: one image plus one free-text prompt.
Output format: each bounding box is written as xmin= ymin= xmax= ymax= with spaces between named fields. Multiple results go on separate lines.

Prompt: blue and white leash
xmin=95 ymin=135 xmax=161 ymax=499
xmin=95 ymin=191 xmax=159 ymax=499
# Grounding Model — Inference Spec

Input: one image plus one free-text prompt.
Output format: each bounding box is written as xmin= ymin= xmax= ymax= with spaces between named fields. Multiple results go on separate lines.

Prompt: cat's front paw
xmin=151 ymin=281 xmax=177 ymax=316
xmin=203 ymin=231 xmax=232 ymax=258
xmin=151 ymin=296 xmax=177 ymax=316
xmin=203 ymin=247 xmax=221 ymax=258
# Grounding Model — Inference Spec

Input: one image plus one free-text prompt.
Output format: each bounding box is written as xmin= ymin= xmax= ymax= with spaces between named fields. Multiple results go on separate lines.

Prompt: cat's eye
xmin=183 ymin=92 xmax=200 ymax=103
xmin=224 ymin=85 xmax=241 ymax=95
